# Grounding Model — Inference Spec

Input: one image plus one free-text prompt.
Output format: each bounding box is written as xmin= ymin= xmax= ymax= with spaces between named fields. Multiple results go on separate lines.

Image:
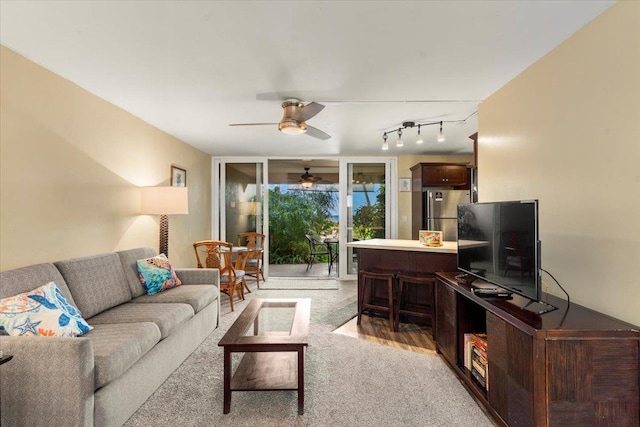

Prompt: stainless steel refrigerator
xmin=423 ymin=189 xmax=471 ymax=241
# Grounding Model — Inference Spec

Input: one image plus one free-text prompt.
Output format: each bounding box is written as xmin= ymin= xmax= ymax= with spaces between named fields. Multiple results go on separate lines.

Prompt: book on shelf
xmin=463 ymin=333 xmax=474 ymax=370
xmin=463 ymin=333 xmax=488 ymax=371
xmin=470 ymin=368 xmax=487 ymax=389
xmin=472 ymin=333 xmax=488 ymax=351
xmin=473 ymin=346 xmax=487 ymax=362
xmin=472 ymin=358 xmax=486 ymax=377
xmin=463 ymin=332 xmax=489 ymax=391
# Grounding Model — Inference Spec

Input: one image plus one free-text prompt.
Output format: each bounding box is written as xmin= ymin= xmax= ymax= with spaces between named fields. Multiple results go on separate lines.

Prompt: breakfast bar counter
xmin=347 ymin=239 xmax=458 ymax=329
xmin=347 ymin=238 xmax=457 ymax=253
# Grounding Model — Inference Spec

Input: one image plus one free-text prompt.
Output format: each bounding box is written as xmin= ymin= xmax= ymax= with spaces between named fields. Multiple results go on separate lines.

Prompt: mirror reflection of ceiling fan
xmin=229 ymin=99 xmax=330 ymax=140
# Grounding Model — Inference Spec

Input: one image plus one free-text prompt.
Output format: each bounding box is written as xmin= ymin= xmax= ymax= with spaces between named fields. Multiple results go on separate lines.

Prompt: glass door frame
xmin=213 ymin=157 xmax=270 ymax=278
xmin=338 ymin=157 xmax=398 ymax=279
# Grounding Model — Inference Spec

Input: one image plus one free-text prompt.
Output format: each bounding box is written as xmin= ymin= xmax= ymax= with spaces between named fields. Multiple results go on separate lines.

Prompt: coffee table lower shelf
xmin=231 ymin=351 xmax=300 ymax=391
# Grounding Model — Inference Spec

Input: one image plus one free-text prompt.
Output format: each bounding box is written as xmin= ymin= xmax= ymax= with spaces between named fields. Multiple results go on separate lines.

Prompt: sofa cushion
xmin=0 ymin=281 xmax=92 ymax=337
xmin=55 ymin=253 xmax=132 ymax=319
xmin=136 ymin=254 xmax=182 ymax=295
xmin=0 ymin=263 xmax=78 ymax=309
xmin=131 ymin=285 xmax=216 ymax=314
xmin=87 ymin=302 xmax=194 ymax=340
xmin=116 ymin=247 xmax=158 ymax=298
xmin=85 ymin=322 xmax=161 ymax=389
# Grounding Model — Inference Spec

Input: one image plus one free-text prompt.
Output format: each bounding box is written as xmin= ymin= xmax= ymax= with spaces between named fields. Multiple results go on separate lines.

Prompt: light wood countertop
xmin=346 ymin=239 xmax=458 ymax=254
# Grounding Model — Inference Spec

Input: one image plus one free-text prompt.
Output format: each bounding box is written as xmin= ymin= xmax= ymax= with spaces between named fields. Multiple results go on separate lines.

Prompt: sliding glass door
xmin=214 ymin=157 xmax=396 ymax=280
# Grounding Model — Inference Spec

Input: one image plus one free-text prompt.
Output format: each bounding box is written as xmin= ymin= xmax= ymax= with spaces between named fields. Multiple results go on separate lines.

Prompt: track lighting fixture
xmin=381 ymin=120 xmax=445 ymax=150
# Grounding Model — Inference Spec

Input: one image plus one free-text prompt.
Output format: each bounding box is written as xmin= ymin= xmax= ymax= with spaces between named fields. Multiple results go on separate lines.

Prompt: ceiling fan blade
xmin=305 ymin=125 xmax=331 ymax=140
xmin=228 ymin=123 xmax=278 ymax=126
xmin=292 ymin=102 xmax=325 ymax=122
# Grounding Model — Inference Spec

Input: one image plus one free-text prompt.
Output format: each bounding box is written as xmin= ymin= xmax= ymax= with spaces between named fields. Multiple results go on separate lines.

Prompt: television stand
xmin=435 ymin=271 xmax=639 ymax=427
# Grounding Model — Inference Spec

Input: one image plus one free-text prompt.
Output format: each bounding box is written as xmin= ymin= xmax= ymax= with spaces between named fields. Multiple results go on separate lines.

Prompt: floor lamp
xmin=141 ymin=186 xmax=189 ymax=257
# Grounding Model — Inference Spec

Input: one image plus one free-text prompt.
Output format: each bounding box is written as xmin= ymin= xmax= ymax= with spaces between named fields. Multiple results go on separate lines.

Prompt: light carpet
xmin=259 ymin=278 xmax=343 ymax=290
xmin=124 ymin=281 xmax=494 ymax=427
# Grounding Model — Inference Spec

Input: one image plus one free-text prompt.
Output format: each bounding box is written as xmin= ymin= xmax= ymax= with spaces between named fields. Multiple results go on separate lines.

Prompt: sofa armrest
xmin=0 ymin=336 xmax=94 ymax=427
xmin=174 ymin=268 xmax=220 ymax=287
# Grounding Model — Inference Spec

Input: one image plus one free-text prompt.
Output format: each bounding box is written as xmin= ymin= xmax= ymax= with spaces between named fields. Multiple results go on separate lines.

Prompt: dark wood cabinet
xmin=411 ymin=163 xmax=469 ymax=187
xmin=435 ymin=272 xmax=640 ymax=427
xmin=435 ymin=279 xmax=457 ymax=363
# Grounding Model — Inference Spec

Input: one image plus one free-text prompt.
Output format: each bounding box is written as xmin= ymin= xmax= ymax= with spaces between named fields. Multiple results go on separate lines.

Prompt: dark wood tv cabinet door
xmin=545 ymin=337 xmax=639 ymax=425
xmin=435 ymin=278 xmax=457 ymax=364
xmin=487 ymin=312 xmax=534 ymax=427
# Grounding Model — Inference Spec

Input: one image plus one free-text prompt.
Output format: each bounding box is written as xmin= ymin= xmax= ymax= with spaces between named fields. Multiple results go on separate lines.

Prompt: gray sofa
xmin=0 ymin=247 xmax=220 ymax=427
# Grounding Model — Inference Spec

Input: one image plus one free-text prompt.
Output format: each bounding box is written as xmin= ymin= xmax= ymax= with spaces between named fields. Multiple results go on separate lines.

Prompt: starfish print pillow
xmin=0 ymin=281 xmax=92 ymax=337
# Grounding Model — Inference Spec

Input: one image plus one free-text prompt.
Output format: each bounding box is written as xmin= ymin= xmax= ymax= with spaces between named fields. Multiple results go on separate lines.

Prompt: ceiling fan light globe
xmin=301 ymin=181 xmax=313 ymax=189
xmin=278 ymin=119 xmax=307 ymax=135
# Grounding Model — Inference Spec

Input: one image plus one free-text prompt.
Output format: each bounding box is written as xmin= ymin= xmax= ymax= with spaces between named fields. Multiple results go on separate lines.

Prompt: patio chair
xmin=305 ymin=234 xmax=331 ymax=274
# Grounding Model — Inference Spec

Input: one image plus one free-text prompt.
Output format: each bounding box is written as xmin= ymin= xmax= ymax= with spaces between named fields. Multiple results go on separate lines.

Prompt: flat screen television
xmin=457 ymin=200 xmax=541 ymax=302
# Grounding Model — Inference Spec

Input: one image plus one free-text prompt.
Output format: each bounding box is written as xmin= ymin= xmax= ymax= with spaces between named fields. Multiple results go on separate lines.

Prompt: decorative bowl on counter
xmin=419 ymin=230 xmax=443 ymax=247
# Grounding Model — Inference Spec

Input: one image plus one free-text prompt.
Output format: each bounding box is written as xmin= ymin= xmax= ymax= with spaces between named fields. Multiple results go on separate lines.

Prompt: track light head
xmin=437 ymin=121 xmax=445 ymax=143
xmin=416 ymin=124 xmax=424 ymax=144
xmin=381 ymin=133 xmax=389 ymax=150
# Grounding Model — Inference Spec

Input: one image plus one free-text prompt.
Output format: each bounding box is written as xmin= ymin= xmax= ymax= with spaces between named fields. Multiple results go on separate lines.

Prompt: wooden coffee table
xmin=218 ymin=298 xmax=310 ymax=415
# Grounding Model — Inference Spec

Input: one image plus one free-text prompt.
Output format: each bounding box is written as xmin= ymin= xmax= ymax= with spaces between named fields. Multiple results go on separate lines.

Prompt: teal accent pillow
xmin=0 ymin=281 xmax=93 ymax=337
xmin=136 ymin=254 xmax=182 ymax=295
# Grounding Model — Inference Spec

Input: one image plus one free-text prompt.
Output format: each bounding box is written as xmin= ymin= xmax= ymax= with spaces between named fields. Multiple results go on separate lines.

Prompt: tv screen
xmin=457 ymin=200 xmax=541 ymax=302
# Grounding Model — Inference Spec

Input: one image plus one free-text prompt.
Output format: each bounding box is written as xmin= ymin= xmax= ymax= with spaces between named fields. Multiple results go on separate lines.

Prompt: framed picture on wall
xmin=399 ymin=177 xmax=411 ymax=192
xmin=171 ymin=166 xmax=187 ymax=187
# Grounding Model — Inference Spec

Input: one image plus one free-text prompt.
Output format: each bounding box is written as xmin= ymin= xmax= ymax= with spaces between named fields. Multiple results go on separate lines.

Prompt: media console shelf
xmin=435 ymin=272 xmax=639 ymax=427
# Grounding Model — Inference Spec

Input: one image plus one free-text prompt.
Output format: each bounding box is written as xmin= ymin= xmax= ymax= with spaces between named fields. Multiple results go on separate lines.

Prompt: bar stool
xmin=357 ymin=270 xmax=397 ymax=332
xmin=395 ymin=274 xmax=436 ymax=331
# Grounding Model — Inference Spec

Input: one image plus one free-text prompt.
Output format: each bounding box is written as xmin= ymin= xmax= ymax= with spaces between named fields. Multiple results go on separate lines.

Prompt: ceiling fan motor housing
xmin=279 ymin=100 xmax=307 ymax=134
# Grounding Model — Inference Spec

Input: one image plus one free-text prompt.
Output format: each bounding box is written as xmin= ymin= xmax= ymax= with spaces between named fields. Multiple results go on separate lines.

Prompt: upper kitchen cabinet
xmin=411 ymin=163 xmax=469 ymax=188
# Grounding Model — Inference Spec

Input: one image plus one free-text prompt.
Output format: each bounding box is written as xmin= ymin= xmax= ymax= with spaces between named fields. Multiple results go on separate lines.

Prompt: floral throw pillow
xmin=136 ymin=254 xmax=182 ymax=295
xmin=0 ymin=281 xmax=93 ymax=337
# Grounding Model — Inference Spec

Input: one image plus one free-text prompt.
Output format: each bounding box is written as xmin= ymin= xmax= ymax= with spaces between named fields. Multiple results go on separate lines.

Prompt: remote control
xmin=472 ymin=288 xmax=512 ymax=298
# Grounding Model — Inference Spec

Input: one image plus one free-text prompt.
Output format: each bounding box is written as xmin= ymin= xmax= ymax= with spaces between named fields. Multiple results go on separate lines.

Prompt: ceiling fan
xmin=290 ymin=167 xmax=334 ymax=189
xmin=300 ymin=167 xmax=320 ymax=188
xmin=229 ymin=99 xmax=331 ymax=140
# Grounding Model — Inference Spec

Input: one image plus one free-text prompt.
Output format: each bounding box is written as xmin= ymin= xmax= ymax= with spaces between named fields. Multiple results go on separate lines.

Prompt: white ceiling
xmin=0 ymin=1 xmax=614 ymax=157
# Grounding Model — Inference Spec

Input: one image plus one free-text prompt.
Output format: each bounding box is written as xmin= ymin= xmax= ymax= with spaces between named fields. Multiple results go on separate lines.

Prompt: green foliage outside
xmin=353 ymin=184 xmax=386 ymax=240
xmin=268 ymin=187 xmax=336 ymax=264
xmin=268 ymin=184 xmax=385 ymax=264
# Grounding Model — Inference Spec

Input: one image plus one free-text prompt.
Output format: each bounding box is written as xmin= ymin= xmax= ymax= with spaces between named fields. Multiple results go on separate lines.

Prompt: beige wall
xmin=397 ymin=154 xmax=473 ymax=239
xmin=0 ymin=46 xmax=212 ymax=270
xmin=478 ymin=2 xmax=640 ymax=325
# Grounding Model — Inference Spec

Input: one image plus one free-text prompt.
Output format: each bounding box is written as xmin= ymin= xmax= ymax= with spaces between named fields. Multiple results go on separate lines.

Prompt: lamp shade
xmin=141 ymin=186 xmax=189 ymax=215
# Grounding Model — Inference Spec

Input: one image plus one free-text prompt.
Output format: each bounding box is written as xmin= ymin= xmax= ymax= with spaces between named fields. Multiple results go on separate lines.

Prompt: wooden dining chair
xmin=193 ymin=240 xmax=244 ymax=311
xmin=237 ymin=232 xmax=266 ymax=287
